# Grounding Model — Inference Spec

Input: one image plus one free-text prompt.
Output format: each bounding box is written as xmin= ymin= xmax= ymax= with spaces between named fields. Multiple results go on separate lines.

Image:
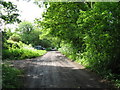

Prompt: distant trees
xmin=18 ymin=21 xmax=34 ymax=34
xmin=17 ymin=21 xmax=36 ymax=45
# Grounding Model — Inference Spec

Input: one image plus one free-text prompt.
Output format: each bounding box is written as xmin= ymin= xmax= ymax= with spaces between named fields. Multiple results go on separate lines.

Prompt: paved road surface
xmin=12 ymin=51 xmax=110 ymax=88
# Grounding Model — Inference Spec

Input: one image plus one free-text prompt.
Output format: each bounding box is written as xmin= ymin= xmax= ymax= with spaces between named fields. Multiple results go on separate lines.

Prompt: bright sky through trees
xmin=6 ymin=0 xmax=44 ymax=22
xmin=4 ymin=0 xmax=44 ymax=31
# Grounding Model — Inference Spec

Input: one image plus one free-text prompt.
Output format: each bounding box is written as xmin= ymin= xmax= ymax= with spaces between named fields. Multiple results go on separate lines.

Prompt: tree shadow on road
xmin=18 ymin=62 xmax=112 ymax=88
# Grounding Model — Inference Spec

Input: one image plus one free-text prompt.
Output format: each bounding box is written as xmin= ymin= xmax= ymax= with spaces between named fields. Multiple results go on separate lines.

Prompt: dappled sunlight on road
xmin=12 ymin=51 xmax=110 ymax=88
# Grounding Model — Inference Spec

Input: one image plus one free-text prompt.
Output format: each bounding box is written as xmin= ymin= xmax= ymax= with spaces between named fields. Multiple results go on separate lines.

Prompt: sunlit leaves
xmin=18 ymin=21 xmax=34 ymax=34
xmin=38 ymin=2 xmax=120 ymax=79
xmin=0 ymin=0 xmax=21 ymax=24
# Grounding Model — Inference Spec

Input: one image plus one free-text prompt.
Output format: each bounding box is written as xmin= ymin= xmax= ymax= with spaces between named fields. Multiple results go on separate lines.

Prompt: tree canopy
xmin=36 ymin=2 xmax=120 ymax=75
xmin=0 ymin=0 xmax=21 ymax=24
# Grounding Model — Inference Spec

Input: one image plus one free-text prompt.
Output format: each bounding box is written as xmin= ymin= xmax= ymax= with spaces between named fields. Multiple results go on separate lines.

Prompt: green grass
xmin=2 ymin=64 xmax=23 ymax=88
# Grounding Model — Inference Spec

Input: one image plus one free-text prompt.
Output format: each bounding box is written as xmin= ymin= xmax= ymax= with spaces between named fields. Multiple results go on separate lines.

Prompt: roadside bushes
xmin=34 ymin=2 xmax=120 ymax=87
xmin=39 ymin=2 xmax=120 ymax=74
xmin=2 ymin=40 xmax=46 ymax=60
xmin=57 ymin=2 xmax=120 ymax=74
xmin=58 ymin=3 xmax=120 ymax=80
xmin=58 ymin=42 xmax=77 ymax=60
xmin=76 ymin=2 xmax=120 ymax=74
xmin=9 ymin=34 xmax=21 ymax=42
xmin=2 ymin=64 xmax=22 ymax=88
xmin=52 ymin=2 xmax=120 ymax=87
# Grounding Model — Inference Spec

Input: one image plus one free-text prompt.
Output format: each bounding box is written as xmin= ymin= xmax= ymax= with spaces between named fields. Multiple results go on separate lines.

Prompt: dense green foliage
xmin=2 ymin=64 xmax=22 ymax=88
xmin=14 ymin=21 xmax=51 ymax=47
xmin=2 ymin=40 xmax=46 ymax=60
xmin=36 ymin=2 xmax=120 ymax=87
xmin=16 ymin=21 xmax=41 ymax=45
xmin=1 ymin=1 xmax=120 ymax=88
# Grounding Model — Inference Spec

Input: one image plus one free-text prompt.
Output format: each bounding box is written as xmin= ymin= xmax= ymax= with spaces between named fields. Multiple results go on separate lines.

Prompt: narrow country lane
xmin=12 ymin=51 xmax=110 ymax=88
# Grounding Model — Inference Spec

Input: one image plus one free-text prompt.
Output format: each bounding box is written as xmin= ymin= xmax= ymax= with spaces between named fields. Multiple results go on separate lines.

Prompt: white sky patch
xmin=4 ymin=0 xmax=45 ymax=32
xmin=6 ymin=0 xmax=44 ymax=22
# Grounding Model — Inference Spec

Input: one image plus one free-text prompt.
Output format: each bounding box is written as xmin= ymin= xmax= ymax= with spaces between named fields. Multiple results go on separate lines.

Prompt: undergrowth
xmin=2 ymin=64 xmax=23 ymax=88
xmin=2 ymin=40 xmax=46 ymax=60
xmin=59 ymin=45 xmax=120 ymax=88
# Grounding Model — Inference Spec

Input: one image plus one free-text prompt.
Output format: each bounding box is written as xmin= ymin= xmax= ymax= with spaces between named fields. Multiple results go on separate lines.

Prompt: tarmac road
xmin=12 ymin=51 xmax=110 ymax=88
